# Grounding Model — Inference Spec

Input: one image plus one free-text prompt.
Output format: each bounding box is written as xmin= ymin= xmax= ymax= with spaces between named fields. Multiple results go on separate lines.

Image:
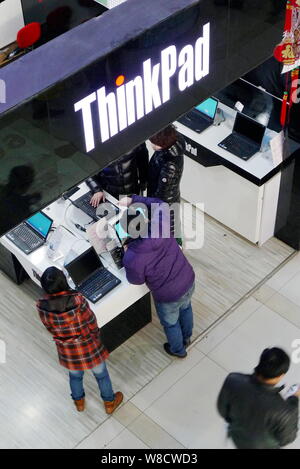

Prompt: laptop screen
xmin=65 ymin=247 xmax=103 ymax=286
xmin=234 ymin=112 xmax=265 ymax=146
xmin=115 ymin=221 xmax=130 ymax=245
xmin=26 ymin=212 xmax=53 ymax=238
xmin=194 ymin=97 xmax=218 ymax=119
xmin=114 ymin=207 xmax=148 ymax=245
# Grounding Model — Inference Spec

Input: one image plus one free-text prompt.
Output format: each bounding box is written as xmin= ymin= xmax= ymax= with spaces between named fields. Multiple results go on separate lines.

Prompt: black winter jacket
xmin=217 ymin=373 xmax=299 ymax=449
xmin=86 ymin=143 xmax=149 ymax=198
xmin=147 ymin=137 xmax=184 ymax=204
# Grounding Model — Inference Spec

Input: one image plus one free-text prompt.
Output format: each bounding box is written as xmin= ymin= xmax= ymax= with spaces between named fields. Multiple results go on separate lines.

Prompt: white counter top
xmin=0 ymin=183 xmax=149 ymax=327
xmin=175 ymin=102 xmax=279 ymax=183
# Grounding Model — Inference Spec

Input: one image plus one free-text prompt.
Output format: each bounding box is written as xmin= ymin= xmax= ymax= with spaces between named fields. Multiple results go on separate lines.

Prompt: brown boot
xmin=104 ymin=392 xmax=123 ymax=414
xmin=74 ymin=398 xmax=85 ymax=412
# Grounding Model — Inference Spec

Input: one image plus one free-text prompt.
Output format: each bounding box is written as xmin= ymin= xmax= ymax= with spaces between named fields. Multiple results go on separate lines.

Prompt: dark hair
xmin=149 ymin=124 xmax=177 ymax=149
xmin=40 ymin=267 xmax=70 ymax=294
xmin=119 ymin=205 xmax=149 ymax=243
xmin=254 ymin=347 xmax=290 ymax=379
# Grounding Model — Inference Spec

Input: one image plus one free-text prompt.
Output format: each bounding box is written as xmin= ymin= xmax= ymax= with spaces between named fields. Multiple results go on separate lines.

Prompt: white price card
xmin=270 ymin=130 xmax=284 ymax=166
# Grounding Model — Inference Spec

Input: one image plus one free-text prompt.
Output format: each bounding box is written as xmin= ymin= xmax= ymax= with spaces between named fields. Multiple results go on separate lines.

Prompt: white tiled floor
xmin=0 ymin=246 xmax=299 ymax=448
xmin=78 ymin=252 xmax=300 ymax=449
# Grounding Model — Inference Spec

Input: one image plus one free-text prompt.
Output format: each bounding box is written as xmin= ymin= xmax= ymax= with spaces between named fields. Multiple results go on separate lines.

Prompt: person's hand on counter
xmin=119 ymin=196 xmax=132 ymax=207
xmin=90 ymin=191 xmax=105 ymax=207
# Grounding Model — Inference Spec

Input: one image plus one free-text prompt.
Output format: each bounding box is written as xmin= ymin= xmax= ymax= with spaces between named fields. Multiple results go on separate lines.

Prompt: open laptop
xmin=65 ymin=247 xmax=121 ymax=303
xmin=177 ymin=97 xmax=218 ymax=133
xmin=218 ymin=112 xmax=266 ymax=160
xmin=72 ymin=191 xmax=119 ymax=221
xmin=6 ymin=211 xmax=53 ymax=254
xmin=113 ymin=207 xmax=148 ymax=245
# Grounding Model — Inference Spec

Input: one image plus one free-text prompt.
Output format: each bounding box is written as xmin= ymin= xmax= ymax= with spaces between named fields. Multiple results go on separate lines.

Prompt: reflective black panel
xmin=21 ymin=0 xmax=107 ymax=42
xmin=0 ymin=0 xmax=286 ymax=235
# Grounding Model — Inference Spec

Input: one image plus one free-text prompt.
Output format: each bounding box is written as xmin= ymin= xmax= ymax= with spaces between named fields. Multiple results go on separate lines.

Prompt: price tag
xmin=270 ymin=131 xmax=284 ymax=166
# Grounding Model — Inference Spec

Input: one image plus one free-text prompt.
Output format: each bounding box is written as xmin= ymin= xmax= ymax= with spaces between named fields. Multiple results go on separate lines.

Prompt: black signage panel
xmin=0 ymin=0 xmax=284 ymax=235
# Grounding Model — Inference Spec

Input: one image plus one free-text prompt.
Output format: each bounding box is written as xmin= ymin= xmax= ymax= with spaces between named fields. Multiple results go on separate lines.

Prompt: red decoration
xmin=284 ymin=1 xmax=293 ymax=31
xmin=290 ymin=67 xmax=300 ymax=102
xmin=274 ymin=41 xmax=295 ymax=65
xmin=280 ymin=91 xmax=289 ymax=127
xmin=17 ymin=22 xmax=41 ymax=49
xmin=274 ymin=1 xmax=300 ymax=126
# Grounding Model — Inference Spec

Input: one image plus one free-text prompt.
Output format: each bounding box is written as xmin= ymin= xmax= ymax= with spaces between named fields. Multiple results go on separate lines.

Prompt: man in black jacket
xmin=148 ymin=125 xmax=184 ymax=205
xmin=148 ymin=125 xmax=184 ymax=241
xmin=217 ymin=347 xmax=299 ymax=449
xmin=87 ymin=143 xmax=149 ymax=207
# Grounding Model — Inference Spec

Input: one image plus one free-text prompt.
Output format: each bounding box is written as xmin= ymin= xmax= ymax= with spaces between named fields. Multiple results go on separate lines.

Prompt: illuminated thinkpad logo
xmin=75 ymin=23 xmax=210 ymax=151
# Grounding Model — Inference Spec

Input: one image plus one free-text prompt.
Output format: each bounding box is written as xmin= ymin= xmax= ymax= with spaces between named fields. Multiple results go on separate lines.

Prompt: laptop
xmin=177 ymin=97 xmax=218 ymax=133
xmin=113 ymin=207 xmax=148 ymax=246
xmin=65 ymin=247 xmax=121 ymax=303
xmin=6 ymin=211 xmax=53 ymax=254
xmin=72 ymin=191 xmax=119 ymax=221
xmin=218 ymin=112 xmax=266 ymax=160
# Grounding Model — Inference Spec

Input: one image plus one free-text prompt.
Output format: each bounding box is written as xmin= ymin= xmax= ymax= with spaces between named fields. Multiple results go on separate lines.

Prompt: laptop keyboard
xmin=178 ymin=114 xmax=210 ymax=133
xmin=8 ymin=224 xmax=41 ymax=247
xmin=73 ymin=192 xmax=120 ymax=221
xmin=80 ymin=269 xmax=120 ymax=302
xmin=73 ymin=192 xmax=98 ymax=220
xmin=219 ymin=134 xmax=257 ymax=159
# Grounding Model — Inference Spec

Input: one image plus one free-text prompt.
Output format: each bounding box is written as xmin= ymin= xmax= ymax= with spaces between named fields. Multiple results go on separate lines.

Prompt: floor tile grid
xmin=191 ymin=285 xmax=272 ymax=354
xmin=121 ymin=413 xmax=185 ymax=449
xmin=77 ymin=251 xmax=300 ymax=450
xmin=75 ymin=272 xmax=300 ymax=450
xmin=190 ymin=246 xmax=297 ymax=350
xmin=103 ymin=352 xmax=210 ymax=449
xmin=73 ymin=417 xmax=125 ymax=449
xmin=74 ymin=407 xmax=184 ymax=449
xmin=73 ymin=349 xmax=204 ymax=449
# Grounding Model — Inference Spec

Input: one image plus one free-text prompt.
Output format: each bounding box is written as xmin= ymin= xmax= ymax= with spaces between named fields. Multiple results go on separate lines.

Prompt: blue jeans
xmin=69 ymin=361 xmax=115 ymax=402
xmin=155 ymin=282 xmax=195 ymax=356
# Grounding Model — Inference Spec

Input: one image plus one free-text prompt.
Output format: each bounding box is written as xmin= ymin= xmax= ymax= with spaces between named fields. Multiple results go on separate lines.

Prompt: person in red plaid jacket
xmin=37 ymin=266 xmax=123 ymax=413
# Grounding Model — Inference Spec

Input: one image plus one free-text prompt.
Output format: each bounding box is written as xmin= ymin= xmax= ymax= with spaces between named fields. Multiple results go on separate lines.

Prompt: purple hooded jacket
xmin=123 ymin=195 xmax=195 ymax=303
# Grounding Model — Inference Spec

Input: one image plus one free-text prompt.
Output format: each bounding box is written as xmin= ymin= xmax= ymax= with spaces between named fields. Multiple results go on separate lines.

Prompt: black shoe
xmin=163 ymin=343 xmax=187 ymax=358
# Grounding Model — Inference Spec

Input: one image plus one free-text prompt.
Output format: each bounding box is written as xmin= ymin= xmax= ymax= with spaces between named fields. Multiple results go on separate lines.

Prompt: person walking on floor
xmin=119 ymin=194 xmax=195 ymax=358
xmin=36 ymin=267 xmax=123 ymax=413
xmin=217 ymin=347 xmax=300 ymax=449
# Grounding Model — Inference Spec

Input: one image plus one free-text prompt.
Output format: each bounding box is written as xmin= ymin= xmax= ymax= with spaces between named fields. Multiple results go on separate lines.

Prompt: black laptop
xmin=65 ymin=247 xmax=121 ymax=303
xmin=178 ymin=97 xmax=218 ymax=133
xmin=218 ymin=112 xmax=266 ymax=160
xmin=6 ymin=211 xmax=53 ymax=254
xmin=72 ymin=191 xmax=119 ymax=221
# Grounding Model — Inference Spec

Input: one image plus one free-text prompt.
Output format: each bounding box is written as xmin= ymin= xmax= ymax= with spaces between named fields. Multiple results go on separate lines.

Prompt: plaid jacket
xmin=37 ymin=291 xmax=109 ymax=371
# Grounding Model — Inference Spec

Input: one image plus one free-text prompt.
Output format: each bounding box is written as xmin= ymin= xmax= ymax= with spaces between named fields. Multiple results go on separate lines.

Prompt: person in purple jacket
xmin=119 ymin=195 xmax=195 ymax=358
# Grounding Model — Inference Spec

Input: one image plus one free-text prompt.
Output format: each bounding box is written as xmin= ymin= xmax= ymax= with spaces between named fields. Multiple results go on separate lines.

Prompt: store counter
xmin=0 ymin=184 xmax=151 ymax=351
xmin=176 ymin=101 xmax=299 ymax=245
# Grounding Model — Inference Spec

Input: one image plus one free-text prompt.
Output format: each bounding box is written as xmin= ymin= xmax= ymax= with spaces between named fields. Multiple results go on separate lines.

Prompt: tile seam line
xmin=127 ymin=412 xmax=185 ymax=450
xmin=73 ymin=416 xmax=125 ymax=449
xmin=130 ymin=352 xmax=206 ymax=413
xmin=73 ymin=250 xmax=297 ymax=447
xmin=265 ymin=293 xmax=300 ymax=329
xmin=191 ymin=250 xmax=298 ymax=352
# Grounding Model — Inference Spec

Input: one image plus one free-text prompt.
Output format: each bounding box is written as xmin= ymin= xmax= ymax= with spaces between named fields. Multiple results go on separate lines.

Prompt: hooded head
xmin=40 ymin=267 xmax=70 ymax=294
